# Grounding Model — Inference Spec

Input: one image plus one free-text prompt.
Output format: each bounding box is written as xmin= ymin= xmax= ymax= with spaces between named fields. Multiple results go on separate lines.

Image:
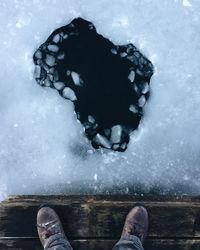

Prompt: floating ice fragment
xmin=53 ymin=34 xmax=60 ymax=43
xmin=66 ymin=70 xmax=71 ymax=76
xmin=44 ymin=78 xmax=51 ymax=87
xmin=35 ymin=50 xmax=42 ymax=59
xmin=138 ymin=95 xmax=146 ymax=107
xmin=121 ymin=143 xmax=127 ymax=150
xmin=88 ymin=115 xmax=95 ymax=124
xmin=62 ymin=87 xmax=77 ymax=101
xmin=136 ymin=69 xmax=143 ymax=76
xmin=89 ymin=24 xmax=94 ymax=30
xmin=53 ymin=81 xmax=65 ymax=90
xmin=141 ymin=82 xmax=150 ymax=94
xmin=45 ymin=54 xmax=56 ymax=67
xmin=111 ymin=48 xmax=117 ymax=54
xmin=111 ymin=125 xmax=122 ymax=143
xmin=129 ymin=105 xmax=138 ymax=114
xmin=71 ymin=72 xmax=81 ymax=86
xmin=120 ymin=52 xmax=127 ymax=57
xmin=47 ymin=44 xmax=59 ymax=52
xmin=57 ymin=52 xmax=65 ymax=60
xmin=94 ymin=134 xmax=111 ymax=149
xmin=128 ymin=71 xmax=135 ymax=82
xmin=63 ymin=34 xmax=68 ymax=39
xmin=112 ymin=144 xmax=120 ymax=150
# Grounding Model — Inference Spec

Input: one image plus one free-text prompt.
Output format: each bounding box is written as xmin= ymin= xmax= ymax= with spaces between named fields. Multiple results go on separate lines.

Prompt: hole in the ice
xmin=33 ymin=17 xmax=154 ymax=152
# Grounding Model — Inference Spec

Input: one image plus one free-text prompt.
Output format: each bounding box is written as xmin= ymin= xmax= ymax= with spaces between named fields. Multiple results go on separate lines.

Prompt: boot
xmin=121 ymin=206 xmax=149 ymax=244
xmin=37 ymin=206 xmax=67 ymax=248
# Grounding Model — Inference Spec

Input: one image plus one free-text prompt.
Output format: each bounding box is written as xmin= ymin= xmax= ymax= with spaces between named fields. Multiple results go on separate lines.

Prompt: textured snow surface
xmin=0 ymin=0 xmax=200 ymax=200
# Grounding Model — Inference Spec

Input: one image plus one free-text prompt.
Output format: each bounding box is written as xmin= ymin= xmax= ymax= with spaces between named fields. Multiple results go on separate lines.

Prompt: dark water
xmin=33 ymin=17 xmax=153 ymax=152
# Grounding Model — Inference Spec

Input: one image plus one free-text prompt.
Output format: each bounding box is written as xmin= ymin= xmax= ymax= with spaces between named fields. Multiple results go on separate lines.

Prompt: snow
xmin=0 ymin=0 xmax=200 ymax=201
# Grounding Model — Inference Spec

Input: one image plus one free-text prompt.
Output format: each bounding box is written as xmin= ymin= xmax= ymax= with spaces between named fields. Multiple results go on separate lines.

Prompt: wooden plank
xmin=1 ymin=238 xmax=200 ymax=250
xmin=1 ymin=195 xmax=200 ymax=238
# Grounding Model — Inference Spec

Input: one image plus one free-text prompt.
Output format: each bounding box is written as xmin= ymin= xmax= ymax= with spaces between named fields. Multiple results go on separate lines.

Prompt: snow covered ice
xmin=0 ymin=0 xmax=200 ymax=201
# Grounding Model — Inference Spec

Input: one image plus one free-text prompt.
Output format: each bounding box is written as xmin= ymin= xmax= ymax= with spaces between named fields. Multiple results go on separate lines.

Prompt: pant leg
xmin=44 ymin=233 xmax=73 ymax=250
xmin=112 ymin=235 xmax=144 ymax=250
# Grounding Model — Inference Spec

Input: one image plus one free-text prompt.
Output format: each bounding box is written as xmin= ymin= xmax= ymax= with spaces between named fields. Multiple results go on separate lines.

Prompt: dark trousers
xmin=44 ymin=233 xmax=144 ymax=250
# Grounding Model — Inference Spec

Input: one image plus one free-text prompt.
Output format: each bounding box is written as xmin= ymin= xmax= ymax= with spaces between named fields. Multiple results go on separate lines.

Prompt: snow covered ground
xmin=0 ymin=0 xmax=200 ymax=201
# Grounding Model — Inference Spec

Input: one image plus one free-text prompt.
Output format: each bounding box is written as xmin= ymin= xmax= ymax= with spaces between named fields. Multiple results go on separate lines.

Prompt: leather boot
xmin=37 ymin=206 xmax=67 ymax=248
xmin=121 ymin=206 xmax=149 ymax=244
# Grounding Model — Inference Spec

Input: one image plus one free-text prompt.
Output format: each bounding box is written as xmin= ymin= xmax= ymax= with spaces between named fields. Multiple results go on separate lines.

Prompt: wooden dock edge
xmin=1 ymin=195 xmax=200 ymax=249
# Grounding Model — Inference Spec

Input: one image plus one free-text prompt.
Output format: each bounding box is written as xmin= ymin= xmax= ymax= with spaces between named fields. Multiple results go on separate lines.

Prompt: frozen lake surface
xmin=0 ymin=0 xmax=200 ymax=200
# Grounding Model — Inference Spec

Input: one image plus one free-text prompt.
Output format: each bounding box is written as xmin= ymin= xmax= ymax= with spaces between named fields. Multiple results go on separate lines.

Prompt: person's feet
xmin=37 ymin=206 xmax=66 ymax=248
xmin=121 ymin=206 xmax=149 ymax=244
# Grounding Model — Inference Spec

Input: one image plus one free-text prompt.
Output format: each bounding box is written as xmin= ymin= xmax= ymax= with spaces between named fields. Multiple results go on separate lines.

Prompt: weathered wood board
xmin=1 ymin=195 xmax=200 ymax=249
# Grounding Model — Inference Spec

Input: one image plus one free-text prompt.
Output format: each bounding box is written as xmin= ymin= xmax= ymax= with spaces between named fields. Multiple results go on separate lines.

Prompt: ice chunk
xmin=45 ymin=54 xmax=56 ymax=67
xmin=35 ymin=50 xmax=42 ymax=59
xmin=66 ymin=70 xmax=71 ymax=76
xmin=111 ymin=125 xmax=122 ymax=143
xmin=63 ymin=34 xmax=68 ymax=39
xmin=112 ymin=144 xmax=120 ymax=150
xmin=88 ymin=115 xmax=95 ymax=124
xmin=128 ymin=70 xmax=135 ymax=82
xmin=94 ymin=134 xmax=111 ymax=149
xmin=71 ymin=72 xmax=81 ymax=86
xmin=120 ymin=52 xmax=127 ymax=57
xmin=62 ymin=87 xmax=77 ymax=101
xmin=53 ymin=81 xmax=65 ymax=90
xmin=141 ymin=82 xmax=150 ymax=94
xmin=57 ymin=52 xmax=65 ymax=60
xmin=129 ymin=105 xmax=138 ymax=113
xmin=48 ymin=44 xmax=59 ymax=52
xmin=136 ymin=69 xmax=143 ymax=76
xmin=53 ymin=34 xmax=60 ymax=43
xmin=111 ymin=48 xmax=117 ymax=54
xmin=138 ymin=95 xmax=146 ymax=107
xmin=44 ymin=79 xmax=51 ymax=87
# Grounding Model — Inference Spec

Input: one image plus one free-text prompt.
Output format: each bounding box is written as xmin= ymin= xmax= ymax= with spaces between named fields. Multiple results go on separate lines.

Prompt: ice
xmin=111 ymin=125 xmax=122 ymax=143
xmin=94 ymin=134 xmax=111 ymax=149
xmin=141 ymin=82 xmax=149 ymax=94
xmin=128 ymin=70 xmax=135 ymax=82
xmin=53 ymin=81 xmax=65 ymax=91
xmin=129 ymin=105 xmax=138 ymax=114
xmin=48 ymin=44 xmax=59 ymax=53
xmin=88 ymin=115 xmax=95 ymax=124
xmin=71 ymin=72 xmax=81 ymax=86
xmin=45 ymin=54 xmax=56 ymax=67
xmin=62 ymin=87 xmax=77 ymax=101
xmin=53 ymin=34 xmax=60 ymax=43
xmin=138 ymin=95 xmax=146 ymax=107
xmin=111 ymin=48 xmax=117 ymax=54
xmin=1 ymin=0 xmax=200 ymax=201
